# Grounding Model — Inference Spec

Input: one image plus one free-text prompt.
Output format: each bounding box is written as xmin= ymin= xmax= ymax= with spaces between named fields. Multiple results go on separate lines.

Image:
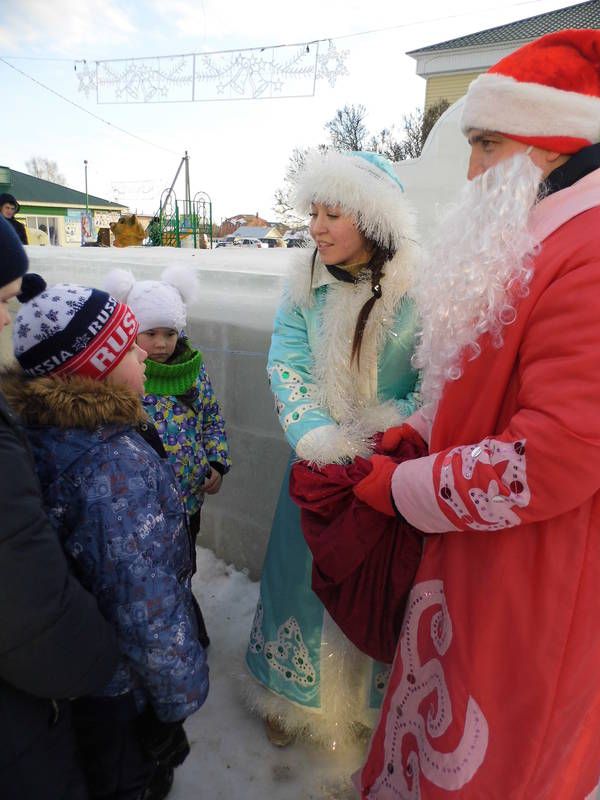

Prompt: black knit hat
xmin=0 ymin=193 xmax=20 ymax=213
xmin=0 ymin=216 xmax=28 ymax=289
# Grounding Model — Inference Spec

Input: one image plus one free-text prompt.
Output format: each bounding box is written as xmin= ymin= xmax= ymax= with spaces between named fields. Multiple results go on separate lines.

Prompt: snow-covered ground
xmin=175 ymin=547 xmax=366 ymax=800
xmin=180 ymin=548 xmax=600 ymax=800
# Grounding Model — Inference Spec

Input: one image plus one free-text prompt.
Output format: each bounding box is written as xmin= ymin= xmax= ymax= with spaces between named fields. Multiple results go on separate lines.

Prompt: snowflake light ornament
xmin=76 ymin=39 xmax=349 ymax=103
xmin=316 ymin=41 xmax=349 ymax=87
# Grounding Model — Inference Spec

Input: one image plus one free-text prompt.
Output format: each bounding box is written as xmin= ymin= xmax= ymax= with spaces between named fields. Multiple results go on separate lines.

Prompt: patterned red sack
xmin=289 ymin=434 xmax=426 ymax=663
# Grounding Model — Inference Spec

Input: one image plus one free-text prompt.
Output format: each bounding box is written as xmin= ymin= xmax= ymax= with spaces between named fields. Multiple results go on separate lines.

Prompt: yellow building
xmin=408 ymin=0 xmax=600 ymax=111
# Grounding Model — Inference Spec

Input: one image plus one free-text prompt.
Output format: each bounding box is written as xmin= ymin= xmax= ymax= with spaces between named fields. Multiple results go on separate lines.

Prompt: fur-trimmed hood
xmin=284 ymin=245 xmax=415 ymax=313
xmin=0 ymin=367 xmax=147 ymax=430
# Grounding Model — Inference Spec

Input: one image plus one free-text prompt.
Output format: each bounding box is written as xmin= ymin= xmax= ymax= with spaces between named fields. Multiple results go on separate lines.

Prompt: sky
xmin=0 ymin=0 xmax=579 ymax=224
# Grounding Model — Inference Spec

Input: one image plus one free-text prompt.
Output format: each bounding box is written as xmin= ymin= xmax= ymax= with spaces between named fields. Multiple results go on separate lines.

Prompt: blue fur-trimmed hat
xmin=292 ymin=150 xmax=414 ymax=252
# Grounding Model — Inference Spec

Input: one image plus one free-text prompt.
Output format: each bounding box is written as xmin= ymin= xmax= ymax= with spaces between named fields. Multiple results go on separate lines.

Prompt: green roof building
xmin=0 ymin=165 xmax=128 ymax=247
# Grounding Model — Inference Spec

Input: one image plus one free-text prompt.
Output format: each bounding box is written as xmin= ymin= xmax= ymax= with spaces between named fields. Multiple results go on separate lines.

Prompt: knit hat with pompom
xmin=13 ymin=275 xmax=138 ymax=379
xmin=104 ymin=265 xmax=198 ymax=333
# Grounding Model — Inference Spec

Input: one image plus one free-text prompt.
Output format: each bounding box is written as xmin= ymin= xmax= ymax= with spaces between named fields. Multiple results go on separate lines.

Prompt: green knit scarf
xmin=144 ymin=342 xmax=202 ymax=396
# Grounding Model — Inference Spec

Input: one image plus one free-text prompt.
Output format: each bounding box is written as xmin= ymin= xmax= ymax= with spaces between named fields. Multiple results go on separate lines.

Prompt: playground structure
xmin=150 ymin=152 xmax=213 ymax=248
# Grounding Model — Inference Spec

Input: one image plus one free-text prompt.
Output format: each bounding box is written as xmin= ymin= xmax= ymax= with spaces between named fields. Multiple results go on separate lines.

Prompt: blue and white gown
xmin=245 ymin=251 xmax=420 ymax=747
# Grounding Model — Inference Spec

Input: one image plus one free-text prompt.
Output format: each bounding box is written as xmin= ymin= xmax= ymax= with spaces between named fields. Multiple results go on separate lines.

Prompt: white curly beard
xmin=412 ymin=153 xmax=544 ymax=408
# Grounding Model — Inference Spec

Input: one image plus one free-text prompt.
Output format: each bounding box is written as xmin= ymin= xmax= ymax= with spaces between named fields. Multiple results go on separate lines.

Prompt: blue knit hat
xmin=0 ymin=216 xmax=28 ymax=289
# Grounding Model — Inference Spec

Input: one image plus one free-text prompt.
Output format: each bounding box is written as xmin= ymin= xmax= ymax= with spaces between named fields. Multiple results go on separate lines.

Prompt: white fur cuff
xmin=295 ymin=424 xmax=371 ymax=466
xmin=355 ymin=401 xmax=405 ymax=436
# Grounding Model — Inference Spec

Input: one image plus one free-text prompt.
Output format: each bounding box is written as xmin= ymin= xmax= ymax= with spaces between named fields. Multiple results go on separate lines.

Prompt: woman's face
xmin=309 ymin=203 xmax=371 ymax=267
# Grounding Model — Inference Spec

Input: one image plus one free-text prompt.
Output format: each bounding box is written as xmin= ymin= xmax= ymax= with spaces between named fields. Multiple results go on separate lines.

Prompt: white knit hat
xmin=461 ymin=29 xmax=600 ymax=154
xmin=104 ymin=265 xmax=198 ymax=333
xmin=292 ymin=150 xmax=414 ymax=252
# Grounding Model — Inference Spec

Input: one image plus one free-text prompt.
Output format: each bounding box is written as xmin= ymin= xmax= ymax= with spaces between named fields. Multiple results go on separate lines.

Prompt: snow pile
xmin=175 ymin=547 xmax=367 ymax=799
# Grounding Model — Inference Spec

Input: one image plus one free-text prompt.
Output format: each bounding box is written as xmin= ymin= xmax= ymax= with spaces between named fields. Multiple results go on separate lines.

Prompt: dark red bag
xmin=289 ymin=434 xmax=426 ymax=664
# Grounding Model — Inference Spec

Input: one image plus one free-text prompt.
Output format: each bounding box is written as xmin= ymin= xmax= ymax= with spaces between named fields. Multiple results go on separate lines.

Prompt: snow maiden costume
xmin=353 ymin=31 xmax=600 ymax=799
xmin=245 ymin=151 xmax=420 ymax=747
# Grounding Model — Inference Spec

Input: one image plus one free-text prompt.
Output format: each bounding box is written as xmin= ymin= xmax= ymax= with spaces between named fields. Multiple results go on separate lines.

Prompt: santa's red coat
xmin=357 ymin=169 xmax=600 ymax=799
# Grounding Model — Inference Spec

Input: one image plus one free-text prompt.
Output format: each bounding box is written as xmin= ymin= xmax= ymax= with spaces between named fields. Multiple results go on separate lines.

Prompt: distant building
xmin=216 ymin=213 xmax=269 ymax=238
xmin=408 ymin=0 xmax=600 ymax=110
xmin=0 ymin=165 xmax=127 ymax=247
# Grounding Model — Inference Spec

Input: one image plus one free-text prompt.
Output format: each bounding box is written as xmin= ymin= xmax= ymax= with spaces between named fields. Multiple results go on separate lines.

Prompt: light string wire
xmin=0 ymin=0 xmax=556 ymax=157
xmin=0 ymin=58 xmax=180 ymax=156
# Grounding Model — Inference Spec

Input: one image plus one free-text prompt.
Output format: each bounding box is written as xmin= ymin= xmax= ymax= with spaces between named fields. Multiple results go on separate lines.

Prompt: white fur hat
xmin=104 ymin=265 xmax=198 ymax=333
xmin=292 ymin=149 xmax=414 ymax=252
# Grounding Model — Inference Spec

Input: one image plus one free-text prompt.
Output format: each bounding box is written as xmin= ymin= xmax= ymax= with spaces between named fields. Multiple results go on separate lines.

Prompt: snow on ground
xmin=180 ymin=545 xmax=600 ymax=800
xmin=173 ymin=547 xmax=366 ymax=800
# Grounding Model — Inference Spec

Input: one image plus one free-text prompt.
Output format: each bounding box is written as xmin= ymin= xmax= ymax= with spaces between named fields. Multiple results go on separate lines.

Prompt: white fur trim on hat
xmin=461 ymin=72 xmax=600 ymax=143
xmin=292 ymin=150 xmax=415 ymax=252
xmin=103 ymin=266 xmax=199 ymax=333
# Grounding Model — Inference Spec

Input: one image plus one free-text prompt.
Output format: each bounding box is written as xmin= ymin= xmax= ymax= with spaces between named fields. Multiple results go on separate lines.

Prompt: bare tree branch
xmin=25 ymin=156 xmax=66 ymax=186
xmin=325 ymin=104 xmax=368 ymax=152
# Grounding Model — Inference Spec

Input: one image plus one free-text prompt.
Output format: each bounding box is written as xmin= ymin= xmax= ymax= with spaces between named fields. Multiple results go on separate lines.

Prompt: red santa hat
xmin=461 ymin=29 xmax=600 ymax=154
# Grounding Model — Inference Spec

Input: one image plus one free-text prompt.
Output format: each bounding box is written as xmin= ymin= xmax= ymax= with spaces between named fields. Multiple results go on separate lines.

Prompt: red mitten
xmin=381 ymin=423 xmax=427 ymax=454
xmin=353 ymin=455 xmax=398 ymax=516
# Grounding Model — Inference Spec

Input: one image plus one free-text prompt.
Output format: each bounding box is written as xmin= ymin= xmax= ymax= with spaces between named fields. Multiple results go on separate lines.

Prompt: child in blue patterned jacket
xmin=105 ymin=266 xmax=231 ymax=648
xmin=4 ymin=276 xmax=209 ymax=800
xmin=105 ymin=266 xmax=231 ymax=536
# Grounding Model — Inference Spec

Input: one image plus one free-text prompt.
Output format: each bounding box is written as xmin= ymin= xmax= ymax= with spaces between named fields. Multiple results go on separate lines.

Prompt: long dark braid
xmin=351 ymin=243 xmax=395 ymax=366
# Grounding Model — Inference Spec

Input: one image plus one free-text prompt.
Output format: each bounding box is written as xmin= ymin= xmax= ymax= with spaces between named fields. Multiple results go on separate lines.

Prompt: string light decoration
xmin=77 ymin=40 xmax=348 ymax=104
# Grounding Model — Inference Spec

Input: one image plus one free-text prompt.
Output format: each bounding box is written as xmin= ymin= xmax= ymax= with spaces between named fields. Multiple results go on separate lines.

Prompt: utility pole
xmin=84 ymin=160 xmax=89 ymax=212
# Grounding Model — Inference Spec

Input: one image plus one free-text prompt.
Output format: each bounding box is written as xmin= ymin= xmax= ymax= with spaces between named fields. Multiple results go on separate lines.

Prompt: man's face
xmin=467 ymin=131 xmax=532 ymax=180
xmin=466 ymin=129 xmax=571 ymax=182
xmin=1 ymin=203 xmax=16 ymax=220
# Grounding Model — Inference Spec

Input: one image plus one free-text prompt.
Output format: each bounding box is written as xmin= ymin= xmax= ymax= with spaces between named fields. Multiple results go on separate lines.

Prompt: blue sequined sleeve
xmin=267 ymin=302 xmax=337 ymax=452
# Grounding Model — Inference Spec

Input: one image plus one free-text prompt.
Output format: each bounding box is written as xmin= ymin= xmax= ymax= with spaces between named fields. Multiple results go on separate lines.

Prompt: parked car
xmin=215 ymin=239 xmax=235 ymax=248
xmin=234 ymin=237 xmax=264 ymax=248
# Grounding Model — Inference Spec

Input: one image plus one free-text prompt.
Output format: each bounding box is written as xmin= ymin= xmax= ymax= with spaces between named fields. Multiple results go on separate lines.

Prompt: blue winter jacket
xmin=3 ymin=371 xmax=209 ymax=723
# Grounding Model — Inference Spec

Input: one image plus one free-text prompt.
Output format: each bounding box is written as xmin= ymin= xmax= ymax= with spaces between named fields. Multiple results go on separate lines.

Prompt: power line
xmin=0 ymin=58 xmax=180 ymax=157
xmin=323 ymin=0 xmax=571 ymax=41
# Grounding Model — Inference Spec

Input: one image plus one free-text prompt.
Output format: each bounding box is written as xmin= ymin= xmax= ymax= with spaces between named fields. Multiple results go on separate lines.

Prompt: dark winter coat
xmin=0 ymin=389 xmax=119 ymax=800
xmin=2 ymin=370 xmax=209 ymax=723
xmin=6 ymin=216 xmax=28 ymax=245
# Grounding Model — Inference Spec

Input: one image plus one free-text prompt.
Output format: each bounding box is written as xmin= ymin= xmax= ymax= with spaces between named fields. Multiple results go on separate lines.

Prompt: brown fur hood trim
xmin=0 ymin=366 xmax=147 ymax=430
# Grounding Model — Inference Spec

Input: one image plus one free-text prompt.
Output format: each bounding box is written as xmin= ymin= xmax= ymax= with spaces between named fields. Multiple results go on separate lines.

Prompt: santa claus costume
xmin=354 ymin=29 xmax=600 ymax=799
xmin=244 ymin=151 xmax=420 ymax=748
